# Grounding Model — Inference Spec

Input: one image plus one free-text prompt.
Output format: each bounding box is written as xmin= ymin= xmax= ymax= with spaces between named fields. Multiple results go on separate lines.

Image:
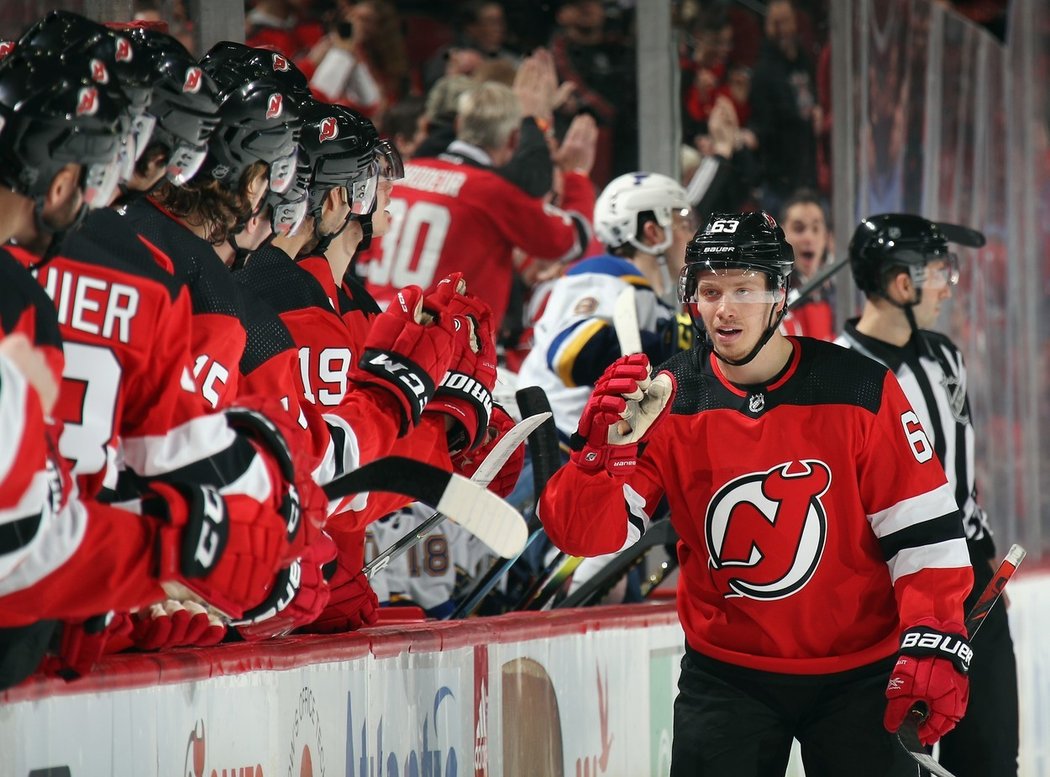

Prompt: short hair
xmin=425 ymin=74 xmax=475 ymax=122
xmin=456 ymin=82 xmax=521 ymax=151
xmin=780 ymin=187 xmax=826 ymax=223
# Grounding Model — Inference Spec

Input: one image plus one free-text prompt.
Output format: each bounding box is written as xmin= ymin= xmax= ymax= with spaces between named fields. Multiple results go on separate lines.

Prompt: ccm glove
xmin=146 ymin=481 xmax=289 ymax=619
xmin=884 ymin=620 xmax=972 ymax=746
xmin=299 ymin=552 xmax=379 ymax=634
xmin=426 ymin=283 xmax=498 ymax=453
xmin=352 ymin=284 xmax=457 ymax=435
xmin=570 ymin=354 xmax=676 ymax=477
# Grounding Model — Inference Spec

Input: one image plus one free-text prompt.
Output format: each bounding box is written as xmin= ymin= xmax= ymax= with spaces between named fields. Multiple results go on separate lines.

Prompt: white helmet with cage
xmin=593 ymin=171 xmax=691 ymax=257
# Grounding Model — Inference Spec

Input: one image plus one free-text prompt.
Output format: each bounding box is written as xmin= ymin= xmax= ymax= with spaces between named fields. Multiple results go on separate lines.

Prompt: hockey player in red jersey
xmin=838 ymin=214 xmax=1018 ymax=777
xmin=539 ymin=211 xmax=973 ymax=775
xmin=363 ymin=81 xmax=595 ymax=325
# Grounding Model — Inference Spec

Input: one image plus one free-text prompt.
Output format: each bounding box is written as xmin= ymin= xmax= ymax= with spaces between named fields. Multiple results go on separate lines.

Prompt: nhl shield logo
xmin=748 ymin=393 xmax=765 ymax=413
xmin=318 ymin=116 xmax=339 ymax=142
xmin=266 ymin=93 xmax=283 ymax=119
xmin=183 ymin=66 xmax=203 ymax=94
xmin=76 ymin=86 xmax=99 ymax=116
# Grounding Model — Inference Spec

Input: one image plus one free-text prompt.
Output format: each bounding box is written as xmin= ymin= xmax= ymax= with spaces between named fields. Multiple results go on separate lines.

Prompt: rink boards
xmin=3 ymin=571 xmax=1050 ymax=777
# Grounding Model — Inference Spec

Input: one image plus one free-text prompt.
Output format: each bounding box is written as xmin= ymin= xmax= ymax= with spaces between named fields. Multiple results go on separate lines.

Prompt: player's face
xmin=782 ymin=202 xmax=828 ymax=280
xmin=370 ymin=178 xmax=394 ymax=237
xmin=912 ymin=259 xmax=954 ymax=328
xmin=694 ymin=268 xmax=784 ymax=360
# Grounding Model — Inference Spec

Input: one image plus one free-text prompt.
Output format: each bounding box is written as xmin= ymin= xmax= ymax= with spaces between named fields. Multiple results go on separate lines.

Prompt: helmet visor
xmin=376 ymin=138 xmax=404 ymax=182
xmin=910 ymin=252 xmax=960 ymax=289
xmin=679 ymin=265 xmax=786 ymax=306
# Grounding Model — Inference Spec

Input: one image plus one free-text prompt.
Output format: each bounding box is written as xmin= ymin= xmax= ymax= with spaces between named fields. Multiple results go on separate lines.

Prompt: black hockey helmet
xmin=117 ymin=26 xmax=220 ymax=184
xmin=679 ymin=211 xmax=795 ymax=305
xmin=198 ymin=45 xmax=302 ymax=195
xmin=849 ymin=213 xmax=971 ymax=297
xmin=0 ymin=50 xmax=128 ymax=208
xmin=205 ymin=41 xmax=311 ymax=98
xmin=299 ymin=100 xmax=386 ymax=216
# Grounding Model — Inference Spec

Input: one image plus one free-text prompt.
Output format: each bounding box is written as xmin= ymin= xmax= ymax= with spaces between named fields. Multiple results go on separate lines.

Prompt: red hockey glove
xmin=146 ymin=481 xmax=289 ymax=619
xmin=451 ymin=405 xmax=525 ymax=498
xmin=129 ymin=600 xmax=227 ymax=650
xmin=351 ymin=284 xmax=457 ymax=435
xmin=234 ymin=532 xmax=339 ymax=640
xmin=884 ymin=621 xmax=972 ymax=746
xmin=41 ymin=613 xmax=133 ymax=680
xmin=425 ymin=284 xmax=498 ymax=453
xmin=569 ymin=354 xmax=676 ymax=477
xmin=298 ymin=553 xmax=379 ymax=634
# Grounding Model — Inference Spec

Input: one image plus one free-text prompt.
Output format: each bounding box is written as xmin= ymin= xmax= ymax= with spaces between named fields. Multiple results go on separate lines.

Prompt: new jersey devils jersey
xmin=363 ymin=146 xmax=593 ymax=324
xmin=539 ymin=338 xmax=972 ymax=675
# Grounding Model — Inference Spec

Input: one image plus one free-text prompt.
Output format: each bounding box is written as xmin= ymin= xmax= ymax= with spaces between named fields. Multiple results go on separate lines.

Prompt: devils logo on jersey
xmin=318 ymin=116 xmax=339 ymax=142
xmin=183 ymin=66 xmax=203 ymax=94
xmin=706 ymin=459 xmax=831 ymax=600
xmin=266 ymin=93 xmax=283 ymax=119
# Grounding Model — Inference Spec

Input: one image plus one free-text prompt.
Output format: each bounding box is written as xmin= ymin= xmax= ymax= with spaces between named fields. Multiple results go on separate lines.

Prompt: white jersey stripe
xmin=868 ymin=482 xmax=959 ymax=538
xmin=886 ymin=537 xmax=971 ymax=584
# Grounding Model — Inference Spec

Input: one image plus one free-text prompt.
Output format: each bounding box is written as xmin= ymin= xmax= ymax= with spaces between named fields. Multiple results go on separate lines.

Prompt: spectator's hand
xmin=513 ymin=49 xmax=558 ymax=121
xmin=0 ymin=333 xmax=59 ymax=415
xmin=709 ymin=96 xmax=738 ymax=158
xmin=553 ymin=113 xmax=598 ymax=174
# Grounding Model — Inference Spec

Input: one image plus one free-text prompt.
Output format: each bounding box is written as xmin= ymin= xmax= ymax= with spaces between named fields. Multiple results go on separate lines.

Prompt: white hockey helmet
xmin=594 ymin=171 xmax=691 ymax=257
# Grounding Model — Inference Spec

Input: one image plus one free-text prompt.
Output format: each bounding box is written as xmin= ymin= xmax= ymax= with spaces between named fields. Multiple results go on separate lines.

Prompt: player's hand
xmin=235 ymin=532 xmax=338 ymax=640
xmin=129 ymin=600 xmax=226 ymax=650
xmin=884 ymin=620 xmax=972 ymax=746
xmin=425 ymin=280 xmax=498 ymax=453
xmin=0 ymin=333 xmax=60 ymax=415
xmin=146 ymin=481 xmax=289 ymax=620
xmin=451 ymin=404 xmax=525 ymax=498
xmin=569 ymin=354 xmax=675 ymax=477
xmin=298 ymin=554 xmax=379 ymax=634
xmin=352 ymin=283 xmax=458 ymax=435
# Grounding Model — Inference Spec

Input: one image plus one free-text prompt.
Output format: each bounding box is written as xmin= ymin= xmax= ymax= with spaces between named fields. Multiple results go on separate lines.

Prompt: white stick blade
xmin=437 ymin=474 xmax=528 ymax=557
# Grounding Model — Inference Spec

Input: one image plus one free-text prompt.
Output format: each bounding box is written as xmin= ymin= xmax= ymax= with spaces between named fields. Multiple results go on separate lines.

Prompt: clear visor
xmin=82 ymin=158 xmax=123 ymax=209
xmin=269 ymin=148 xmax=299 ymax=195
xmin=376 ymin=139 xmax=404 ymax=182
xmin=679 ymin=265 xmax=786 ymax=306
xmin=910 ymin=253 xmax=960 ymax=289
xmin=271 ymin=194 xmax=308 ymax=237
xmin=166 ymin=143 xmax=209 ymax=186
xmin=131 ymin=113 xmax=157 ymax=162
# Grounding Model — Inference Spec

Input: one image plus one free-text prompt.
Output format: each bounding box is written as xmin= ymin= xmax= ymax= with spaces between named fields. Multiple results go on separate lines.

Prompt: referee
xmin=838 ymin=213 xmax=1018 ymax=777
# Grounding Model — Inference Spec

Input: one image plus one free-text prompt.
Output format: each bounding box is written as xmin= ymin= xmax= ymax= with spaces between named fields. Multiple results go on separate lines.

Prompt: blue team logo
xmin=706 ymin=460 xmax=831 ymax=600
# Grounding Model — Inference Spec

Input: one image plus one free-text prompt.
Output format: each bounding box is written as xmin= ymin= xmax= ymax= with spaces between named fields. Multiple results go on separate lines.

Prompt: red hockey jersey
xmin=363 ymin=150 xmax=594 ymax=324
xmin=540 ymin=338 xmax=972 ymax=674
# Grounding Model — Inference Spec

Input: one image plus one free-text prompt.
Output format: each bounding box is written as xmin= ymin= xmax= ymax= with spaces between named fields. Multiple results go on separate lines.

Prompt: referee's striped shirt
xmin=836 ymin=320 xmax=995 ymax=556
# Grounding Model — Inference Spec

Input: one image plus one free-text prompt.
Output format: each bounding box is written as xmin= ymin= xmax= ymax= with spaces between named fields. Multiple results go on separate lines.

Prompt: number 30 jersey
xmin=362 ymin=145 xmax=594 ymax=325
xmin=539 ymin=338 xmax=973 ymax=675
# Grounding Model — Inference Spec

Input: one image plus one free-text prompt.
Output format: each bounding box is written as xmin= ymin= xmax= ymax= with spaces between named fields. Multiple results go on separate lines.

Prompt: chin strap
xmin=312 ymin=207 xmax=357 ymax=256
xmin=709 ymin=303 xmax=786 ymax=367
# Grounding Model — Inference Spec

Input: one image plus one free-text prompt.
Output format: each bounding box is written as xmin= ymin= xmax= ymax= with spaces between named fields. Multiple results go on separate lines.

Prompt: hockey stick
xmin=322 ymin=457 xmax=528 ymax=559
xmin=510 ymin=286 xmax=645 ymax=612
xmin=895 ymin=543 xmax=1026 ymax=777
xmin=556 ymin=518 xmax=678 ymax=608
xmin=446 ymin=386 xmax=562 ymax=619
xmin=362 ymin=411 xmax=551 ymax=579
